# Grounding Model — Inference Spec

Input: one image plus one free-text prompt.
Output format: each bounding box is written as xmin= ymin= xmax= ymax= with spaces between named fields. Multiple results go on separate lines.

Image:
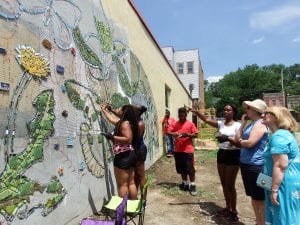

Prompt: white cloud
xmin=250 ymin=3 xmax=300 ymax=30
xmin=252 ymin=36 xmax=265 ymax=44
xmin=206 ymin=76 xmax=223 ymax=83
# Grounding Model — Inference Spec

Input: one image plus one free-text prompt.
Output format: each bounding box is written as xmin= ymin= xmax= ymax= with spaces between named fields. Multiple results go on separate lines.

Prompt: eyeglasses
xmin=261 ymin=111 xmax=274 ymax=116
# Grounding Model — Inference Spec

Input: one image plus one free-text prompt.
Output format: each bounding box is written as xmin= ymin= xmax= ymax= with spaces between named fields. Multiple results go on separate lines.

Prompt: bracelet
xmin=271 ymin=189 xmax=278 ymax=193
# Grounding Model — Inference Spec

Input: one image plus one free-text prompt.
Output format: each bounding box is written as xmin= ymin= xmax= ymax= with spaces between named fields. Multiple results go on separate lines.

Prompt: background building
xmin=162 ymin=47 xmax=205 ymax=109
xmin=263 ymin=92 xmax=285 ymax=107
xmin=162 ymin=47 xmax=205 ymax=126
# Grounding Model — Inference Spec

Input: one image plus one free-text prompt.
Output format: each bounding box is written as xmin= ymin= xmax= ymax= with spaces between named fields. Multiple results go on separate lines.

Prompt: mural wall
xmin=0 ymin=0 xmax=159 ymax=224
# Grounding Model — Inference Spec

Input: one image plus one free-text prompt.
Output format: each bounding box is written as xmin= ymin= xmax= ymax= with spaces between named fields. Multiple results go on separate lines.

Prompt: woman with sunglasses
xmin=188 ymin=104 xmax=241 ymax=223
xmin=238 ymin=99 xmax=268 ymax=225
xmin=261 ymin=106 xmax=300 ymax=225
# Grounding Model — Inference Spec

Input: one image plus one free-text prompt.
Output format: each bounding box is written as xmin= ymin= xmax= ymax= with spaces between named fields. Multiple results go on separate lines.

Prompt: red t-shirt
xmin=161 ymin=116 xmax=176 ymax=134
xmin=169 ymin=120 xmax=198 ymax=153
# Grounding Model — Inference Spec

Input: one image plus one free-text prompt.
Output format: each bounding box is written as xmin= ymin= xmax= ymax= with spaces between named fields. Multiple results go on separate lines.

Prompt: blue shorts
xmin=135 ymin=144 xmax=147 ymax=162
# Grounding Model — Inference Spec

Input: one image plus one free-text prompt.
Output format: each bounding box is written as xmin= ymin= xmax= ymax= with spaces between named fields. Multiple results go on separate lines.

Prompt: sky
xmin=133 ymin=0 xmax=300 ymax=81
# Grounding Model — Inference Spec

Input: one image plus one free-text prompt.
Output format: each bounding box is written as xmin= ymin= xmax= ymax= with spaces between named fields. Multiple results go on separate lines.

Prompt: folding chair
xmin=81 ymin=193 xmax=128 ymax=225
xmin=104 ymin=179 xmax=149 ymax=225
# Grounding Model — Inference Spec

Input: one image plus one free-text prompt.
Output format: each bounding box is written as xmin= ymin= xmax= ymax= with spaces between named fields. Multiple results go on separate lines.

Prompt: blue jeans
xmin=165 ymin=134 xmax=174 ymax=154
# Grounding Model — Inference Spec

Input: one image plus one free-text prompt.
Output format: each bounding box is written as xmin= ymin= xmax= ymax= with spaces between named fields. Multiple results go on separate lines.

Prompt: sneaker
xmin=189 ymin=184 xmax=197 ymax=196
xmin=216 ymin=208 xmax=230 ymax=217
xmin=166 ymin=153 xmax=172 ymax=158
xmin=179 ymin=182 xmax=189 ymax=191
xmin=228 ymin=211 xmax=239 ymax=224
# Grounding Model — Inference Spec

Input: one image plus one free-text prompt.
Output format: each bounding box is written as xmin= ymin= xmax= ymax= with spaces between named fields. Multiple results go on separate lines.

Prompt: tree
xmin=204 ymin=64 xmax=300 ymax=118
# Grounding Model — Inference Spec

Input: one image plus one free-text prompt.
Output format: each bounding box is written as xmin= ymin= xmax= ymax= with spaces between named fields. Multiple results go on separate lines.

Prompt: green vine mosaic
xmin=95 ymin=17 xmax=113 ymax=53
xmin=0 ymin=90 xmax=66 ymax=221
xmin=112 ymin=55 xmax=139 ymax=97
xmin=73 ymin=27 xmax=102 ymax=68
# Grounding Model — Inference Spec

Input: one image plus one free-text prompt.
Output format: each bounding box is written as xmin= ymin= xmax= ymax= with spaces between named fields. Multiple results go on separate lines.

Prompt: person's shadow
xmin=157 ymin=182 xmax=246 ymax=225
xmin=169 ymin=201 xmax=246 ymax=225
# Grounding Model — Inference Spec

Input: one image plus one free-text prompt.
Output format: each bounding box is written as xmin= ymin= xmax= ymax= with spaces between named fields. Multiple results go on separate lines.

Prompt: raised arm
xmin=187 ymin=106 xmax=218 ymax=128
xmin=100 ymin=104 xmax=120 ymax=125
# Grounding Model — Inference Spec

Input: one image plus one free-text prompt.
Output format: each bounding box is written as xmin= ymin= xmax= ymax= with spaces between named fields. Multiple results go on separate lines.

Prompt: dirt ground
xmin=144 ymin=149 xmax=257 ymax=225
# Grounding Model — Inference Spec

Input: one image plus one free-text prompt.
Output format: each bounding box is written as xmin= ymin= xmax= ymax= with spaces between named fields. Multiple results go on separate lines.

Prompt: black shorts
xmin=135 ymin=144 xmax=147 ymax=162
xmin=174 ymin=152 xmax=195 ymax=176
xmin=217 ymin=149 xmax=240 ymax=165
xmin=114 ymin=150 xmax=137 ymax=169
xmin=240 ymin=163 xmax=265 ymax=201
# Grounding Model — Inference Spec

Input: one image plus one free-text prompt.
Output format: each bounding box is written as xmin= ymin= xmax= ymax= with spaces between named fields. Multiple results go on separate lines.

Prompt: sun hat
xmin=242 ymin=99 xmax=267 ymax=113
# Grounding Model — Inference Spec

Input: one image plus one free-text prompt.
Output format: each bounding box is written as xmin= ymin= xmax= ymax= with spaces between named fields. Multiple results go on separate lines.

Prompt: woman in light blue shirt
xmin=262 ymin=106 xmax=300 ymax=225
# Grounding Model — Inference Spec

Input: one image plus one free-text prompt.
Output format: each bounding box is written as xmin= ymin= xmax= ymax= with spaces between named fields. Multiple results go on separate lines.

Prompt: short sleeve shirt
xmin=170 ymin=120 xmax=198 ymax=153
xmin=162 ymin=116 xmax=176 ymax=134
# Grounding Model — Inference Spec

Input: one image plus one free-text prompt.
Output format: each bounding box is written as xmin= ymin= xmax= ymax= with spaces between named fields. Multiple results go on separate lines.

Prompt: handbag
xmin=256 ymin=172 xmax=272 ymax=191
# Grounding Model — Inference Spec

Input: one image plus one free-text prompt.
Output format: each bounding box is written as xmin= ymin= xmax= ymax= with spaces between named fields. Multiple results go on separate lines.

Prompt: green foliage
xmin=98 ymin=134 xmax=103 ymax=143
xmin=112 ymin=55 xmax=139 ymax=97
xmin=205 ymin=64 xmax=300 ymax=117
xmin=32 ymin=145 xmax=43 ymax=160
xmin=95 ymin=17 xmax=113 ymax=53
xmin=19 ymin=182 xmax=33 ymax=196
xmin=110 ymin=93 xmax=129 ymax=109
xmin=65 ymin=82 xmax=85 ymax=110
xmin=72 ymin=27 xmax=101 ymax=68
xmin=45 ymin=194 xmax=63 ymax=209
xmin=8 ymin=157 xmax=20 ymax=170
xmin=5 ymin=204 xmax=16 ymax=215
xmin=46 ymin=181 xmax=61 ymax=193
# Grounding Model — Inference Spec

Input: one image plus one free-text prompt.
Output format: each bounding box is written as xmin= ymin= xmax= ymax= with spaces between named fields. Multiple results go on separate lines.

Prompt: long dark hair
xmin=115 ymin=104 xmax=139 ymax=150
xmin=226 ymin=103 xmax=238 ymax=121
xmin=135 ymin=104 xmax=147 ymax=117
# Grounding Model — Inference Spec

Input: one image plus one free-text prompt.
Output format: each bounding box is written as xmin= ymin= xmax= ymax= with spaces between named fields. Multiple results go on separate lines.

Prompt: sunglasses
xmin=261 ymin=111 xmax=274 ymax=116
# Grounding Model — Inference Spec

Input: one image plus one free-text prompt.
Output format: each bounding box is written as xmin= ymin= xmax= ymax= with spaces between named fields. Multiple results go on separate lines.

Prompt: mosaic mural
xmin=0 ymin=0 xmax=159 ymax=224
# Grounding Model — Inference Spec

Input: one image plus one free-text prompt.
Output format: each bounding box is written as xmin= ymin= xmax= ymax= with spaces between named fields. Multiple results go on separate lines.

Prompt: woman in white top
xmin=189 ymin=104 xmax=241 ymax=223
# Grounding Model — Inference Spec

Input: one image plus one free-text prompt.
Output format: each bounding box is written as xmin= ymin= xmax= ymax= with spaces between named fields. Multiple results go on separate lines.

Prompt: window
xmin=279 ymin=99 xmax=283 ymax=106
xmin=187 ymin=61 xmax=194 ymax=74
xmin=272 ymin=99 xmax=276 ymax=106
xmin=165 ymin=85 xmax=171 ymax=109
xmin=177 ymin=63 xmax=184 ymax=74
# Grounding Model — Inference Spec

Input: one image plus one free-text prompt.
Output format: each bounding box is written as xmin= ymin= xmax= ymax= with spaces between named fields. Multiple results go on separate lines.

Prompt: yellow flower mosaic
xmin=16 ymin=45 xmax=50 ymax=78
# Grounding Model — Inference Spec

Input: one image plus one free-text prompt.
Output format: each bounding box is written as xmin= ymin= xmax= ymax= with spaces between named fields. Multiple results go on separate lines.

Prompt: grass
xmin=160 ymin=183 xmax=217 ymax=199
xmin=196 ymin=149 xmax=218 ymax=164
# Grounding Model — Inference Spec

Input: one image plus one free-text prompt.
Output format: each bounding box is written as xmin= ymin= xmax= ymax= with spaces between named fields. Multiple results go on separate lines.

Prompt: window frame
xmin=177 ymin=62 xmax=184 ymax=74
xmin=187 ymin=61 xmax=194 ymax=74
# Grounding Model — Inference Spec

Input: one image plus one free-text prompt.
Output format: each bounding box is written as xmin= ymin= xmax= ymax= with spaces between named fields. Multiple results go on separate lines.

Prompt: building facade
xmin=0 ymin=0 xmax=192 ymax=223
xmin=162 ymin=47 xmax=205 ymax=110
xmin=263 ymin=92 xmax=285 ymax=107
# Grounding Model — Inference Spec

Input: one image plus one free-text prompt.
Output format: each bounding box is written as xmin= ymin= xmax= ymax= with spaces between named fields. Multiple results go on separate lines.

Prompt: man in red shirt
xmin=168 ymin=107 xmax=198 ymax=196
xmin=161 ymin=109 xmax=176 ymax=157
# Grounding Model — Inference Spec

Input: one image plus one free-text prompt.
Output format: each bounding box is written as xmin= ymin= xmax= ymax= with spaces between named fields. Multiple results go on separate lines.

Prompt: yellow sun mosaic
xmin=16 ymin=45 xmax=50 ymax=78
